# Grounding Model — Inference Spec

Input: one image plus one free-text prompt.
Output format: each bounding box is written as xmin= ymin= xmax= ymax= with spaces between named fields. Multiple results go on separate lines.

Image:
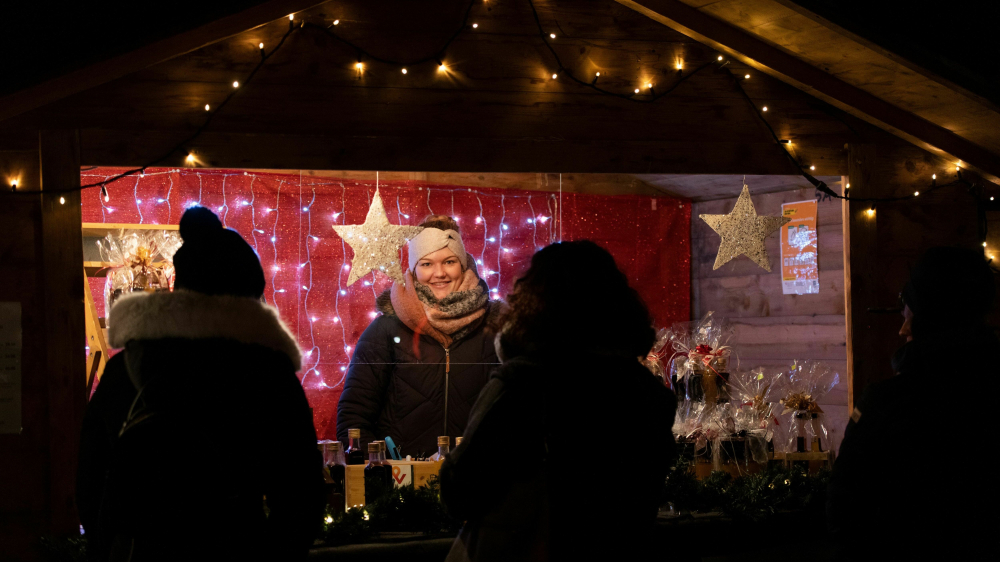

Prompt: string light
xmin=809 ymin=165 xmax=815 ymax=171
xmin=675 ymin=61 xmax=683 ymax=70
xmin=595 ymin=72 xmax=600 ymax=77
xmin=549 ymin=33 xmax=556 ymax=39
xmin=932 ymin=174 xmax=936 ymax=180
xmin=914 ymin=191 xmax=920 ymax=196
xmin=744 ymin=74 xmax=750 ymax=79
xmin=472 ymin=23 xmax=478 ymax=28
xmin=717 ymin=55 xmax=723 ymax=61
xmin=866 ymin=206 xmax=876 ymax=217
xmin=551 ymin=73 xmax=558 ymax=79
xmin=232 ymin=81 xmax=239 ymax=88
xmin=333 ymin=19 xmax=339 ymax=25
xmin=289 ymin=14 xmax=294 ymax=20
xmin=762 ymin=106 xmax=768 ymax=112
xmin=102 ymin=186 xmax=109 ymax=202
xmin=186 ymin=154 xmax=196 ymax=164
xmin=634 ymin=88 xmax=640 ymax=94
xmin=438 ymin=63 xmax=447 ymax=72
xmin=259 ymin=42 xmax=264 ymax=50
xmin=59 ymin=197 xmax=65 ymax=205
xmin=204 ymin=104 xmax=210 ymax=111
xmin=401 ymin=68 xmax=408 ymax=74
xmin=646 ymin=83 xmax=653 ymax=89
xmin=355 ymin=62 xmax=363 ymax=70
xmin=10 ymin=179 xmax=17 ymax=189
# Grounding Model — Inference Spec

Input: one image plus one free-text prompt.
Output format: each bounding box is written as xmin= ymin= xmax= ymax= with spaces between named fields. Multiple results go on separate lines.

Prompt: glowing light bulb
xmin=393 ymin=337 xmax=401 ymax=343
xmin=343 ymin=264 xmax=350 ymax=270
xmin=634 ymin=88 xmax=640 ymax=94
xmin=369 ymin=311 xmax=377 ymax=318
xmin=438 ymin=64 xmax=447 ymax=72
xmin=302 ymin=285 xmax=309 ymax=290
xmin=866 ymin=208 xmax=875 ymax=217
xmin=403 ymin=214 xmax=410 ymax=218
xmin=527 ymin=218 xmax=534 ymax=223
xmin=676 ymin=61 xmax=683 ymax=70
xmin=59 ymin=196 xmax=65 ymax=205
xmin=265 ymin=207 xmax=273 ymax=212
xmin=10 ymin=179 xmax=17 ymax=188
xmin=401 ymin=68 xmax=407 ymax=74
xmin=596 ymin=72 xmax=600 ymax=77
xmin=646 ymin=83 xmax=653 ymax=88
xmin=488 ymin=237 xmax=496 ymax=242
xmin=503 ymin=248 xmax=511 ymax=253
xmin=232 ymin=81 xmax=239 ymax=88
xmin=259 ymin=42 xmax=264 ymax=49
xmin=289 ymin=14 xmax=294 ymax=20
xmin=551 ymin=73 xmax=558 ymax=79
xmin=186 ymin=154 xmax=195 ymax=163
xmin=270 ymin=236 xmax=276 ymax=242
xmin=810 ymin=165 xmax=815 ymax=171
xmin=956 ymin=165 xmax=961 ymax=171
xmin=550 ymin=33 xmax=556 ymax=39
xmin=914 ymin=191 xmax=920 ymax=196
xmin=984 ymin=242 xmax=988 ymax=247
xmin=355 ymin=62 xmax=363 ymax=70
xmin=992 ymin=197 xmax=995 ymax=201
xmin=717 ymin=55 xmax=723 ymax=61
xmin=744 ymin=74 xmax=750 ymax=79
xmin=476 ymin=259 xmax=483 ymax=265
xmin=475 ymin=216 xmax=482 ymax=224
xmin=340 ymin=366 xmax=346 ymax=372
xmin=472 ymin=23 xmax=478 ymax=28
xmin=333 ymin=19 xmax=339 ymax=25
xmin=932 ymin=174 xmax=936 ymax=180
xmin=204 ymin=104 xmax=210 ymax=111
xmin=302 ymin=206 xmax=309 ymax=212
xmin=136 ymin=199 xmax=142 ymax=204
xmin=762 ymin=106 xmax=768 ymax=112
xmin=272 ymin=265 xmax=281 ymax=271
xmin=501 ymin=224 xmax=508 ymax=230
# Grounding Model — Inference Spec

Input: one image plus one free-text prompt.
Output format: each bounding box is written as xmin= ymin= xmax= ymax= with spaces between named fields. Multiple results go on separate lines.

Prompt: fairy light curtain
xmin=82 ymin=168 xmax=691 ymax=438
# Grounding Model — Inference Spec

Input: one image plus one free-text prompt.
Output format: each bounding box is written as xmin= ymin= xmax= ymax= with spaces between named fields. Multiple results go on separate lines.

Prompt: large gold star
xmin=699 ymin=184 xmax=790 ymax=272
xmin=332 ymin=189 xmax=424 ymax=285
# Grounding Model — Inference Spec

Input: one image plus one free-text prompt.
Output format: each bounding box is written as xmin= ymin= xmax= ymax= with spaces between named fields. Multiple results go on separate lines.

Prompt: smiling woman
xmin=336 ymin=214 xmax=505 ymax=456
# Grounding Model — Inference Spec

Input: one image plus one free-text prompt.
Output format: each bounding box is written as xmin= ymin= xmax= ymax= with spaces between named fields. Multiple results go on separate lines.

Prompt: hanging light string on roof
xmin=727 ymin=68 xmax=977 ymax=205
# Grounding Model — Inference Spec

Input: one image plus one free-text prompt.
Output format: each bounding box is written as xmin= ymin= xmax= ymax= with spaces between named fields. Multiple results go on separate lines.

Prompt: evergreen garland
xmin=663 ymin=460 xmax=831 ymax=522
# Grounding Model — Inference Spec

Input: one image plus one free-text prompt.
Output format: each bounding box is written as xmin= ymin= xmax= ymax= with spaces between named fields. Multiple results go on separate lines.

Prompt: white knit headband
xmin=407 ymin=228 xmax=468 ymax=271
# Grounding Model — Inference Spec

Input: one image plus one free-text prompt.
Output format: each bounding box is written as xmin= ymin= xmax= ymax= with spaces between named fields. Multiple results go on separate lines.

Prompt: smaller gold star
xmin=700 ymin=184 xmax=790 ymax=272
xmin=333 ymin=189 xmax=424 ymax=285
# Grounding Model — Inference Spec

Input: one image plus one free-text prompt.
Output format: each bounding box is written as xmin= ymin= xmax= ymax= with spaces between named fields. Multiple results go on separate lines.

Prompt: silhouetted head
xmin=500 ymin=240 xmax=654 ymax=359
xmin=901 ymin=246 xmax=994 ymax=339
xmin=172 ymin=206 xmax=265 ymax=299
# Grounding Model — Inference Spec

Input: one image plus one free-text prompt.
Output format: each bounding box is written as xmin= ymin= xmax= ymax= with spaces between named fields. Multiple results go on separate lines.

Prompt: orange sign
xmin=780 ymin=200 xmax=819 ymax=294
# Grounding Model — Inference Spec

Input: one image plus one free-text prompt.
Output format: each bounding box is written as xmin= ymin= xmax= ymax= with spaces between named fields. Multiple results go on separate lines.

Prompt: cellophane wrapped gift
xmin=665 ymin=312 xmax=734 ymax=408
xmin=98 ymin=229 xmax=182 ymax=316
xmin=775 ymin=361 xmax=840 ymax=453
xmin=729 ymin=367 xmax=784 ymax=463
xmin=641 ymin=327 xmax=672 ymax=384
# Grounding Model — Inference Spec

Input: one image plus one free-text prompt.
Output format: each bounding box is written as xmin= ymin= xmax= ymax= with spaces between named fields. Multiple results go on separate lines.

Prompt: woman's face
xmin=415 ymin=248 xmax=463 ymax=299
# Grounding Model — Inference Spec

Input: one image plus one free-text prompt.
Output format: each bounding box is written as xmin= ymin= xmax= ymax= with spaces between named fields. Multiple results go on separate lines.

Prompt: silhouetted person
xmin=77 ymin=207 xmax=323 ymax=561
xmin=439 ymin=240 xmax=677 ymax=561
xmin=828 ymin=246 xmax=998 ymax=560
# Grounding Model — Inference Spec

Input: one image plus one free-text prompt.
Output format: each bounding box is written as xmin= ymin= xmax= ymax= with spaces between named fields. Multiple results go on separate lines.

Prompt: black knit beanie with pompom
xmin=172 ymin=206 xmax=266 ymax=299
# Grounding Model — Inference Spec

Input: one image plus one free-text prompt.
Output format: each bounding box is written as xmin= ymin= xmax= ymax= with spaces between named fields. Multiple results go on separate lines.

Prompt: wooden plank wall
xmin=691 ymin=185 xmax=850 ymax=453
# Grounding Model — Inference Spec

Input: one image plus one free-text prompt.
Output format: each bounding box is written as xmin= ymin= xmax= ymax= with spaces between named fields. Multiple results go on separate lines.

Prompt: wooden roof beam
xmin=616 ymin=0 xmax=1000 ymax=181
xmin=0 ymin=0 xmax=325 ymax=123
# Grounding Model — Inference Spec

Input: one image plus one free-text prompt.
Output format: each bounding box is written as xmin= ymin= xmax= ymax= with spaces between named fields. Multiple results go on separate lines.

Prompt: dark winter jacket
xmin=336 ymin=290 xmax=503 ymax=457
xmin=439 ymin=355 xmax=677 ymax=561
xmin=828 ymin=328 xmax=998 ymax=560
xmin=77 ymin=290 xmax=324 ymax=562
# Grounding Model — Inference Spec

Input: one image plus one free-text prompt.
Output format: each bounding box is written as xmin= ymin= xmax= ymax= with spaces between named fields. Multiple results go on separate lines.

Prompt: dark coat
xmin=336 ymin=292 xmax=502 ymax=456
xmin=439 ymin=355 xmax=677 ymax=561
xmin=828 ymin=329 xmax=998 ymax=561
xmin=77 ymin=290 xmax=324 ymax=561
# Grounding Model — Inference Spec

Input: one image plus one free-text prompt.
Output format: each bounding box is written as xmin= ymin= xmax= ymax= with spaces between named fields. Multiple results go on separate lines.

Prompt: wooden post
xmin=38 ymin=130 xmax=85 ymax=533
xmin=844 ymin=144 xmax=878 ymax=414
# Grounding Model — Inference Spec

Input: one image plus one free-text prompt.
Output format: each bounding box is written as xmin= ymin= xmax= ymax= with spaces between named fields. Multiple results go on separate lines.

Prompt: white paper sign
xmin=390 ymin=464 xmax=412 ymax=487
xmin=0 ymin=302 xmax=22 ymax=434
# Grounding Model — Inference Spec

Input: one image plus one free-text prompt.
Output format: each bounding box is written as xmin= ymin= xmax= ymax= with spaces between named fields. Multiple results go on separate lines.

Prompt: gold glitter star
xmin=699 ymin=184 xmax=790 ymax=272
xmin=333 ymin=189 xmax=424 ymax=285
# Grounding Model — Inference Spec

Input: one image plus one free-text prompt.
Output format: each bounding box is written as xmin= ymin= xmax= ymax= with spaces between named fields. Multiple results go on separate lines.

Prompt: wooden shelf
xmin=84 ymin=261 xmax=113 ymax=277
xmin=82 ymin=222 xmax=178 ymax=237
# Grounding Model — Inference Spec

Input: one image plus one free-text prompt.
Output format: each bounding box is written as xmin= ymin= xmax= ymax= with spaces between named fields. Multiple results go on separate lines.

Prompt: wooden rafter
xmin=0 ymin=0 xmax=326 ymax=123
xmin=615 ymin=0 xmax=1000 ymax=181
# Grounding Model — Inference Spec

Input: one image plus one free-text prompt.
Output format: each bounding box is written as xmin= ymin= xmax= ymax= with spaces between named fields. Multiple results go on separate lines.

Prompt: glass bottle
xmin=429 ymin=436 xmax=450 ymax=461
xmin=364 ymin=442 xmax=391 ymax=501
xmin=324 ymin=441 xmax=346 ymax=513
xmin=345 ymin=428 xmax=365 ymax=465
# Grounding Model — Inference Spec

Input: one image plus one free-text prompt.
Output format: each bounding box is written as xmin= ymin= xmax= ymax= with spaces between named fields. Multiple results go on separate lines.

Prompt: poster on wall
xmin=780 ymin=200 xmax=819 ymax=295
xmin=0 ymin=302 xmax=22 ymax=434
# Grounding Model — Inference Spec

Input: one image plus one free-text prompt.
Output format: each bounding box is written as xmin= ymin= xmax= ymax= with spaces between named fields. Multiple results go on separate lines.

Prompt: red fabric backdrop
xmin=82 ymin=168 xmax=690 ymax=439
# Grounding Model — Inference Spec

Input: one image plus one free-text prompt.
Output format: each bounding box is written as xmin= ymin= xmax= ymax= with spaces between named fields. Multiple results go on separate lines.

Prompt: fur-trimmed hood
xmin=108 ymin=290 xmax=302 ymax=370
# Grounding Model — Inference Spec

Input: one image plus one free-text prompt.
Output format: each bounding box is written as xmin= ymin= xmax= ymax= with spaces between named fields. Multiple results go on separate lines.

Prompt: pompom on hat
xmin=172 ymin=206 xmax=266 ymax=299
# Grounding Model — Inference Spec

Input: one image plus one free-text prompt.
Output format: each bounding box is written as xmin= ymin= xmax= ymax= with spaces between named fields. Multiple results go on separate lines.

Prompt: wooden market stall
xmin=2 ymin=0 xmax=999 ymax=558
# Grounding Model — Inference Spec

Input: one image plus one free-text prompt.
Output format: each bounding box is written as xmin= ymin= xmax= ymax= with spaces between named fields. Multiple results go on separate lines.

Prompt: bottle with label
xmin=324 ymin=441 xmax=346 ymax=513
xmin=364 ymin=442 xmax=392 ymax=501
xmin=345 ymin=428 xmax=365 ymax=465
xmin=429 ymin=436 xmax=450 ymax=461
